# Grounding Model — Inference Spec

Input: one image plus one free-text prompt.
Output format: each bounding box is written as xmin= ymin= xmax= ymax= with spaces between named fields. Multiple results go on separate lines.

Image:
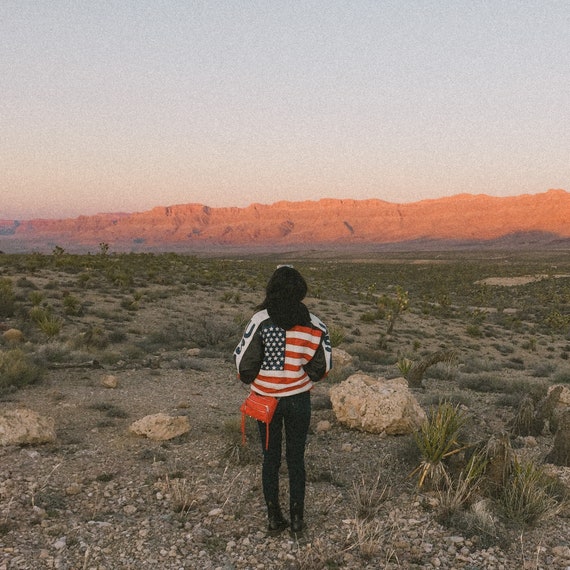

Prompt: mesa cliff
xmin=1 ymin=189 xmax=568 ymax=253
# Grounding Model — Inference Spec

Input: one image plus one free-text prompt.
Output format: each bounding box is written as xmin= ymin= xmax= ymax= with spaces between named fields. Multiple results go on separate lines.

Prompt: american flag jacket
xmin=234 ymin=309 xmax=333 ymax=397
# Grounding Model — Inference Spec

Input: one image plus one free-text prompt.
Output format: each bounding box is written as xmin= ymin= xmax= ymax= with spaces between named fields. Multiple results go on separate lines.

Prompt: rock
xmin=332 ymin=347 xmax=353 ymax=369
xmin=2 ymin=328 xmax=24 ymax=344
xmin=187 ymin=348 xmax=201 ymax=357
xmin=315 ymin=420 xmax=331 ymax=433
xmin=65 ymin=483 xmax=82 ymax=496
xmin=330 ymin=374 xmax=426 ymax=435
xmin=546 ymin=409 xmax=570 ymax=466
xmin=129 ymin=413 xmax=190 ymax=441
xmin=101 ymin=374 xmax=118 ymax=388
xmin=539 ymin=384 xmax=570 ymax=432
xmin=0 ymin=408 xmax=56 ymax=446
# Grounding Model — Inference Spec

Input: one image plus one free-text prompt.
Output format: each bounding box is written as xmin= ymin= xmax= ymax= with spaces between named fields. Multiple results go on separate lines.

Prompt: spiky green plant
xmin=36 ymin=313 xmax=63 ymax=339
xmin=496 ymin=457 xmax=560 ymax=526
xmin=410 ymin=401 xmax=466 ymax=488
xmin=397 ymin=356 xmax=413 ymax=377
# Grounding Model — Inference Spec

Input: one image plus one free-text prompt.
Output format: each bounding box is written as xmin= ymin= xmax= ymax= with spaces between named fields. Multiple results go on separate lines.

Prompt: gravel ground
xmin=2 ymin=356 xmax=570 ymax=570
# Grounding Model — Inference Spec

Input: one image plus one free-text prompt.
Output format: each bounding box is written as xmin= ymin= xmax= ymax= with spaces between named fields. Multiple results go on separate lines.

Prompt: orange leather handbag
xmin=240 ymin=392 xmax=278 ymax=450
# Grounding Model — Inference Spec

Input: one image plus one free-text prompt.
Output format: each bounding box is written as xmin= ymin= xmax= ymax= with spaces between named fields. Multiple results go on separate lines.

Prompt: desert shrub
xmin=553 ymin=369 xmax=570 ymax=384
xmin=28 ymin=305 xmax=50 ymax=323
xmin=328 ymin=324 xmax=345 ymax=347
xmin=509 ymin=396 xmax=544 ymax=437
xmin=496 ymin=457 xmax=560 ymax=527
xmin=34 ymin=341 xmax=71 ymax=363
xmin=422 ymin=390 xmax=473 ymax=408
xmin=424 ymin=360 xmax=459 ymax=382
xmin=77 ymin=326 xmax=109 ymax=349
xmin=531 ymin=362 xmax=556 ymax=378
xmin=436 ymin=449 xmax=488 ymax=521
xmin=88 ymin=402 xmax=129 ymax=418
xmin=63 ymin=294 xmax=83 ymax=316
xmin=0 ymin=349 xmax=43 ymax=393
xmin=294 ymin=537 xmax=341 ymax=570
xmin=466 ymin=325 xmax=482 ymax=338
xmin=0 ymin=278 xmax=16 ymax=317
xmin=16 ymin=276 xmax=37 ymax=289
xmin=221 ymin=416 xmax=259 ymax=465
xmin=461 ymin=356 xmax=502 ymax=374
xmin=155 ymin=474 xmax=202 ymax=515
xmin=107 ymin=330 xmax=127 ymax=344
xmin=504 ymin=357 xmax=525 ymax=370
xmin=28 ymin=291 xmax=44 ymax=306
xmin=458 ymin=374 xmax=548 ymax=400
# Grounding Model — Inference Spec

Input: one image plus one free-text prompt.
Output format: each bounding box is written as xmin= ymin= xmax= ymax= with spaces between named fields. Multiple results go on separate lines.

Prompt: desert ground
xmin=1 ymin=250 xmax=570 ymax=569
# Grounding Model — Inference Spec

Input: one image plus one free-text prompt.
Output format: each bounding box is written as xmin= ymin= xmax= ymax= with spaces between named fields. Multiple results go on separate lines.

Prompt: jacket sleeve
xmin=234 ymin=319 xmax=264 ymax=384
xmin=303 ymin=323 xmax=333 ymax=382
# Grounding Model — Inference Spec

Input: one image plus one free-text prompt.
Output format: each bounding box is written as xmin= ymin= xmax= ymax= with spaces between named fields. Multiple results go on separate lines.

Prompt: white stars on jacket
xmin=261 ymin=326 xmax=286 ymax=370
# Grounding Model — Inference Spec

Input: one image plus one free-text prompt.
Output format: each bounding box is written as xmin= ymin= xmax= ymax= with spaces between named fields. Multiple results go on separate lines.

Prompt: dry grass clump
xmin=155 ymin=474 xmax=203 ymax=515
xmin=294 ymin=537 xmax=342 ymax=570
xmin=509 ymin=395 xmax=544 ymax=437
xmin=349 ymin=471 xmax=391 ymax=520
xmin=221 ymin=416 xmax=260 ymax=466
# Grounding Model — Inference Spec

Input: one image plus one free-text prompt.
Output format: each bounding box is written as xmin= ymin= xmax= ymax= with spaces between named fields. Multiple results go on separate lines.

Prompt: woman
xmin=234 ymin=266 xmax=332 ymax=535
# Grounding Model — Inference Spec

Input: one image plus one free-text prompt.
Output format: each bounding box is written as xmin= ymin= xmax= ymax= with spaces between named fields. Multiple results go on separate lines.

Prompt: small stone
xmin=65 ymin=483 xmax=81 ymax=496
xmin=101 ymin=375 xmax=118 ymax=389
xmin=316 ymin=420 xmax=331 ymax=433
xmin=553 ymin=546 xmax=570 ymax=558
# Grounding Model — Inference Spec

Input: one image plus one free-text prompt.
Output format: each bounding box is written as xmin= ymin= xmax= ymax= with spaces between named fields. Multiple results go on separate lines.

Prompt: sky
xmin=1 ymin=1 xmax=569 ymax=220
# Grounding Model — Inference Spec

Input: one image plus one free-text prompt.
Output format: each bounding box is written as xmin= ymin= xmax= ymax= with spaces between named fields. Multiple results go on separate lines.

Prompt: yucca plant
xmin=397 ymin=356 xmax=413 ymax=377
xmin=36 ymin=313 xmax=63 ymax=339
xmin=410 ymin=401 xmax=467 ymax=489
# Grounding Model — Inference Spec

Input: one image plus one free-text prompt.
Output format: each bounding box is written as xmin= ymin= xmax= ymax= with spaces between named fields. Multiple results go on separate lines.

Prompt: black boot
xmin=290 ymin=502 xmax=304 ymax=535
xmin=267 ymin=502 xmax=288 ymax=535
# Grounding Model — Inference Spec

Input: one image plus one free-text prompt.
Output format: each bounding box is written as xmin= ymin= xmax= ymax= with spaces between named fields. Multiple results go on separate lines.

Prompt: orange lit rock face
xmin=1 ymin=189 xmax=568 ymax=252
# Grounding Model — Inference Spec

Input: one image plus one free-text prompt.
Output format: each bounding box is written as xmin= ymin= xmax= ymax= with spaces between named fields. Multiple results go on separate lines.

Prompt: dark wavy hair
xmin=258 ymin=266 xmax=310 ymax=329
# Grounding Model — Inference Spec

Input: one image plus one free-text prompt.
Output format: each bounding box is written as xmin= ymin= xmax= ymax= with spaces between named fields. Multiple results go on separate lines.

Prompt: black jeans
xmin=258 ymin=391 xmax=311 ymax=511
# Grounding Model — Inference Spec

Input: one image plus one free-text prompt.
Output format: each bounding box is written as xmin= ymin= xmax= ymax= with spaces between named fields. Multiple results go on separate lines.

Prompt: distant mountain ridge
xmin=1 ymin=189 xmax=568 ymax=253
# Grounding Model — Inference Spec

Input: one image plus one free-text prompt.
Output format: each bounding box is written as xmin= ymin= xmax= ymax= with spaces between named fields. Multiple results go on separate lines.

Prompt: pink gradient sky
xmin=1 ymin=1 xmax=569 ymax=220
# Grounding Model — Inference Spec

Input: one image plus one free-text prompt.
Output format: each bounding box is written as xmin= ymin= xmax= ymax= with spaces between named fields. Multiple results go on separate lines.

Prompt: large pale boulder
xmin=0 ymin=408 xmax=56 ymax=446
xmin=129 ymin=413 xmax=190 ymax=441
xmin=332 ymin=348 xmax=353 ymax=369
xmin=330 ymin=373 xmax=426 ymax=435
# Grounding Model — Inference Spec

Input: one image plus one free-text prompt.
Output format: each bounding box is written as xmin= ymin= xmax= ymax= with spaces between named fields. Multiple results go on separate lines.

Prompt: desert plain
xmin=1 ymin=249 xmax=570 ymax=569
